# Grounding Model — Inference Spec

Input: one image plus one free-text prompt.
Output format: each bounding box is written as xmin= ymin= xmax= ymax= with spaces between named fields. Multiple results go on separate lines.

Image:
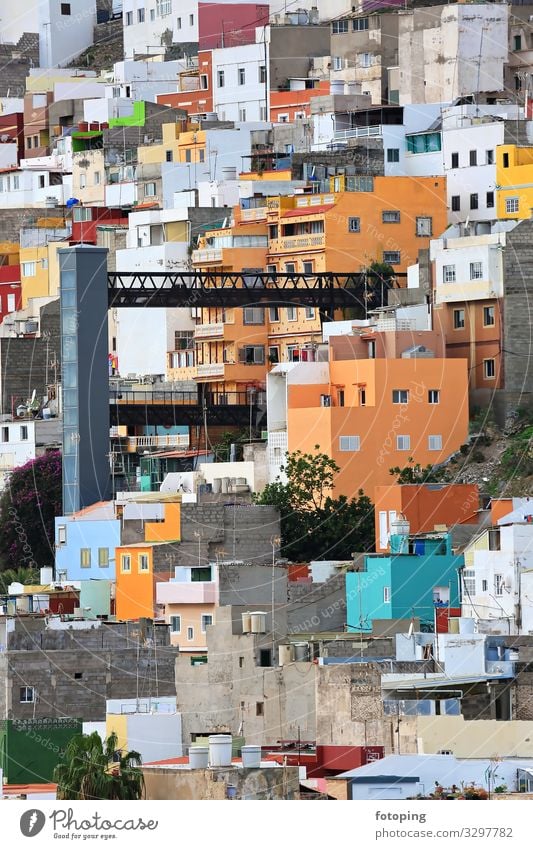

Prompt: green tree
xmin=389 ymin=457 xmax=445 ymax=484
xmin=53 ymin=731 xmax=144 ymax=801
xmin=0 ymin=451 xmax=61 ymax=572
xmin=0 ymin=566 xmax=39 ymax=595
xmin=255 ymin=447 xmax=374 ymax=560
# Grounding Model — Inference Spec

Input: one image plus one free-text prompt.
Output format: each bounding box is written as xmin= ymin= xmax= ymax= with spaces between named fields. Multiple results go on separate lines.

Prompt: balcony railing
xmin=334 ymin=124 xmax=383 ymax=140
xmin=196 ymin=362 xmax=225 ymax=377
xmin=241 ymin=207 xmax=268 ymax=222
xmin=269 ymin=234 xmax=325 ymax=252
xmin=194 ymin=322 xmax=224 ymax=339
xmin=192 ymin=248 xmax=223 ymax=264
xmin=126 ymin=435 xmax=190 ymax=451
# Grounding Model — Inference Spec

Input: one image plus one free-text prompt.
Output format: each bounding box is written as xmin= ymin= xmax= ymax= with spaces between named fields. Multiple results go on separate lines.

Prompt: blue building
xmin=55 ymin=502 xmax=121 ymax=582
xmin=346 ymin=530 xmax=463 ymax=633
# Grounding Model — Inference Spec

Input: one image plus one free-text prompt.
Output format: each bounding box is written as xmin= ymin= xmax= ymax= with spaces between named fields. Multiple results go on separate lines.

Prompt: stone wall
xmin=143 ymin=764 xmax=300 ymax=800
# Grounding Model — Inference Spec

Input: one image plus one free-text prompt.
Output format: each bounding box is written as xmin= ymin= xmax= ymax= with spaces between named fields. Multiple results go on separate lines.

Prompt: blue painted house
xmin=346 ymin=530 xmax=463 ymax=632
xmin=55 ymin=502 xmax=121 ymax=582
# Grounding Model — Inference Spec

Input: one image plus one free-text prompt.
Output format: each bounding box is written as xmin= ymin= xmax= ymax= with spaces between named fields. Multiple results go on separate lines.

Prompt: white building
xmin=212 ymin=34 xmax=269 ymax=122
xmin=0 ymin=418 xmax=62 ymax=491
xmin=462 ymin=518 xmax=533 ymax=635
xmin=103 ymin=60 xmax=190 ymax=102
xmin=122 ymin=0 xmax=198 ymax=59
xmin=0 ymin=168 xmax=72 ymax=209
xmin=0 ymin=0 xmax=96 ymax=66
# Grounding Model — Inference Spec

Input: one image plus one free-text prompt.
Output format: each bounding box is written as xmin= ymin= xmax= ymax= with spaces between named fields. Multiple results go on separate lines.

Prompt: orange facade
xmin=286 ymin=332 xmax=469 ymax=500
xmin=433 ymin=299 xmax=502 ymax=392
xmin=269 ymin=82 xmax=330 ymax=123
xmin=156 ymin=52 xmax=213 ymax=115
xmin=373 ymin=483 xmax=480 ymax=551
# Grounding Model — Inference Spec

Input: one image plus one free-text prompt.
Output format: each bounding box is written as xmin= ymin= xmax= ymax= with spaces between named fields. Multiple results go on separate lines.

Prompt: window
xmin=121 ymin=554 xmax=131 ymax=573
xmin=187 ymin=626 xmax=194 ymax=640
xmin=12 ymin=175 xmax=19 ymax=190
xmin=138 ymin=8 xmax=145 ymax=22
xmin=353 ymin=17 xmax=369 ymax=30
xmin=98 ymin=548 xmax=109 ymax=568
xmin=157 ymin=0 xmax=172 ymax=15
xmin=125 ymin=10 xmax=133 ymax=24
xmin=482 ymin=579 xmax=488 ymax=592
xmin=451 ymin=152 xmax=459 ymax=169
xmin=217 ymin=70 xmax=225 ymax=87
xmin=189 ymin=13 xmax=194 ymax=25
xmin=259 ymin=65 xmax=266 ymax=83
xmin=470 ymin=262 xmax=483 ymax=280
xmin=470 ymin=193 xmax=478 ymax=210
xmin=20 ymin=425 xmax=28 ymax=440
xmin=22 ymin=261 xmax=36 ymax=277
xmin=185 ymin=148 xmax=192 ymax=163
xmin=483 ymin=305 xmax=495 ymax=326
xmin=463 ymin=570 xmax=475 ymax=596
xmin=303 ymin=261 xmax=314 ymax=275
xmin=256 ymin=701 xmax=264 ymax=716
xmin=79 ymin=173 xmax=86 ymax=189
xmin=239 ymin=107 xmax=247 ymax=122
xmin=359 ymin=387 xmax=366 ymax=406
xmin=338 ymin=390 xmax=345 ymax=407
xmin=387 ymin=148 xmax=400 ymax=163
xmin=243 ymin=306 xmax=264 ymax=325
xmin=339 ymin=435 xmax=360 ymax=452
xmin=348 ymin=216 xmax=360 ymax=232
xmin=488 ymin=528 xmax=501 ymax=551
xmin=383 ymin=251 xmax=400 ymax=264
xmin=199 ymin=149 xmax=205 ymax=163
xmin=305 ymin=307 xmax=315 ymax=319
xmin=428 ymin=434 xmax=442 ymax=451
xmin=332 ymin=19 xmax=349 ymax=33
xmin=260 ymin=106 xmax=267 ymax=121
xmin=177 ymin=16 xmax=181 ymax=28
xmin=506 ymin=197 xmax=519 ymax=214
xmin=57 ymin=524 xmax=67 ymax=544
xmin=392 ymin=389 xmax=409 ymax=404
xmin=503 ymin=152 xmax=510 ymax=168
xmin=145 ymin=182 xmax=156 ymax=197
xmin=469 ymin=150 xmax=477 ymax=166
xmin=367 ymin=340 xmax=376 ymax=359
xmin=238 ymin=68 xmax=246 ymax=85
xmin=201 ymin=614 xmax=213 ymax=632
xmin=239 ymin=345 xmax=265 ymax=364
xmin=382 ymin=210 xmax=400 ymax=223
xmin=443 ymin=265 xmax=456 ymax=283
xmin=453 ymin=308 xmax=465 ymax=329
xmin=166 ymin=150 xmax=173 ymax=163
xmin=268 ymin=346 xmax=279 ymax=364
xmin=428 ymin=389 xmax=440 ymax=404
xmin=7 ymin=293 xmax=15 ymax=312
xmin=494 ymin=574 xmax=504 ymax=597
xmin=170 ymin=615 xmax=181 ymax=633
xmin=396 ymin=435 xmax=410 ymax=451
xmin=286 ymin=306 xmax=297 ymax=322
xmin=514 ymin=34 xmax=522 ymax=51
xmin=360 ymin=53 xmax=371 ymax=68
xmin=406 ymin=132 xmax=441 ymax=153
xmin=27 ymin=136 xmax=32 ymax=149
xmin=138 ymin=553 xmax=149 ymax=572
xmin=414 ymin=216 xmax=432 ymax=237
xmin=80 ymin=548 xmax=91 ymax=568
xmin=484 ymin=358 xmax=496 ymax=379
xmin=383 ymin=587 xmax=391 ymax=603
xmin=20 ymin=687 xmax=35 ymax=703
xmin=61 ymin=2 xmax=71 ymax=13
xmin=239 ymin=656 xmax=244 ymax=668
xmin=486 ymin=149 xmax=494 ymax=165
xmin=259 ymin=648 xmax=272 ymax=667
xmin=451 ymin=195 xmax=460 ymax=212
xmin=486 ymin=191 xmax=494 ymax=208
xmin=332 ymin=56 xmax=343 ymax=71
xmin=150 ymin=8 xmax=155 ymax=20
xmin=347 ymin=175 xmax=373 ymax=192
xmin=269 ymin=306 xmax=280 ymax=322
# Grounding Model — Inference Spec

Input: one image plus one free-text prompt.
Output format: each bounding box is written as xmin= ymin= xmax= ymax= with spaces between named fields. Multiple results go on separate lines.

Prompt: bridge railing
xmin=109 ymin=390 xmax=266 ymax=407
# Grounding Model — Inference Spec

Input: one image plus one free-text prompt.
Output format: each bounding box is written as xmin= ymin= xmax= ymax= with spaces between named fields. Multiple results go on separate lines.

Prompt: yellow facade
xmin=496 ymin=143 xmax=533 ymax=219
xmin=138 ymin=123 xmax=206 ymax=166
xmin=20 ymin=241 xmax=63 ymax=307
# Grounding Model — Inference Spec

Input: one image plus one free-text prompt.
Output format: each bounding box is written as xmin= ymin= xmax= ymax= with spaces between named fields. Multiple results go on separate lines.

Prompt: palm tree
xmin=0 ymin=566 xmax=39 ymax=595
xmin=54 ymin=731 xmax=145 ymax=800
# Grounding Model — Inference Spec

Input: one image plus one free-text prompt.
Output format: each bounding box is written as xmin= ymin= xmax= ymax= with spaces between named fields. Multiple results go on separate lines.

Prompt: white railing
xmin=334 ymin=124 xmax=383 ymax=140
xmin=241 ymin=207 xmax=267 ymax=222
xmin=192 ymin=248 xmax=223 ymax=264
xmin=127 ymin=435 xmax=189 ymax=450
xmin=375 ymin=318 xmax=415 ymax=332
xmin=194 ymin=323 xmax=224 ymax=338
xmin=197 ymin=363 xmax=225 ymax=377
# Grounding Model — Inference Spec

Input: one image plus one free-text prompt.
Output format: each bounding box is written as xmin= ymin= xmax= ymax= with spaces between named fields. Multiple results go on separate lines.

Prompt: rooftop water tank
xmin=250 ymin=611 xmax=267 ymax=633
xmin=189 ymin=746 xmax=209 ymax=769
xmin=209 ymin=734 xmax=232 ymax=767
xmin=241 ymin=745 xmax=261 ymax=768
xmin=241 ymin=611 xmax=252 ymax=634
xmin=278 ymin=644 xmax=293 ymax=666
xmin=293 ymin=642 xmax=310 ymax=662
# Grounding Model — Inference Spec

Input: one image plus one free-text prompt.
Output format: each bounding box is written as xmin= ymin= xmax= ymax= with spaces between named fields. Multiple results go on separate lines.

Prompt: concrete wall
xmin=143 ymin=764 xmax=300 ymax=800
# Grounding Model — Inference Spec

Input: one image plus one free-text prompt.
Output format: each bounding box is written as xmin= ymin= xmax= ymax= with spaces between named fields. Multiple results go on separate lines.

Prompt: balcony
xmin=334 ymin=124 xmax=383 ymax=141
xmin=435 ymin=277 xmax=502 ymax=305
xmin=125 ymin=434 xmax=190 ymax=452
xmin=156 ymin=581 xmax=217 ymax=605
xmin=196 ymin=362 xmax=225 ymax=378
xmin=241 ymin=207 xmax=268 ymax=222
xmin=191 ymin=248 xmax=223 ymax=264
xmin=269 ymin=234 xmax=325 ymax=253
xmin=194 ymin=322 xmax=224 ymax=339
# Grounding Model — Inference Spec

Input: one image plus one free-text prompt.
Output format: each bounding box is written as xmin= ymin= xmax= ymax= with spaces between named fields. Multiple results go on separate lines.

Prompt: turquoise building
xmin=346 ymin=531 xmax=463 ymax=632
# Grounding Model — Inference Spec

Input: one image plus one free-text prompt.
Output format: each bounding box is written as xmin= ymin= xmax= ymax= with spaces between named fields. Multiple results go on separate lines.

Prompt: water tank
xmin=448 ymin=618 xmax=460 ymax=634
xmin=40 ymin=567 xmax=53 ymax=585
xmin=189 ymin=746 xmax=209 ymax=769
xmin=241 ymin=611 xmax=252 ymax=633
xmin=278 ymin=644 xmax=293 ymax=666
xmin=250 ymin=611 xmax=267 ymax=633
xmin=293 ymin=642 xmax=310 ymax=662
xmin=458 ymin=617 xmax=476 ymax=635
xmin=208 ymin=734 xmax=232 ymax=767
xmin=509 ymin=649 xmax=519 ymax=661
xmin=241 ymin=745 xmax=261 ymax=768
xmin=330 ymin=80 xmax=344 ymax=96
xmin=221 ymin=477 xmax=229 ymax=494
xmin=222 ymin=166 xmax=237 ymax=181
xmin=390 ymin=517 xmax=410 ymax=537
xmin=212 ymin=478 xmax=221 ymax=494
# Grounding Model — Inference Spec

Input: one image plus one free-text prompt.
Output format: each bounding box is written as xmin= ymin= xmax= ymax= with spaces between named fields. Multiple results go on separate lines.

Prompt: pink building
xmin=198 ymin=3 xmax=269 ymax=50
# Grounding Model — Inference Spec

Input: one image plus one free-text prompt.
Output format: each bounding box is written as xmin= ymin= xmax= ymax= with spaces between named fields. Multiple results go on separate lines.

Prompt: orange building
xmin=268 ymin=326 xmax=469 ymax=500
xmin=270 ymin=81 xmax=330 ymax=123
xmin=156 ymin=52 xmax=213 ymax=115
xmin=373 ymin=483 xmax=480 ymax=552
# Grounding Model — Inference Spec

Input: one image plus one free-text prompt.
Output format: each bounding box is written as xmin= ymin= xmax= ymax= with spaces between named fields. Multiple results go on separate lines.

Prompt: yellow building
xmin=19 ymin=240 xmax=64 ymax=307
xmin=496 ymin=143 xmax=533 ymax=219
xmin=137 ymin=122 xmax=206 ymax=166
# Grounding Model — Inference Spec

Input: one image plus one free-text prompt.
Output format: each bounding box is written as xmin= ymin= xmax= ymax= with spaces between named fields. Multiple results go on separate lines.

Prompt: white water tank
xmin=250 ymin=611 xmax=267 ymax=633
xmin=293 ymin=642 xmax=310 ymax=662
xmin=330 ymin=79 xmax=344 ymax=95
xmin=241 ymin=745 xmax=261 ymax=768
xmin=189 ymin=746 xmax=209 ymax=769
xmin=390 ymin=516 xmax=410 ymax=537
xmin=212 ymin=478 xmax=222 ymax=494
xmin=40 ymin=567 xmax=53 ymax=585
xmin=278 ymin=644 xmax=293 ymax=666
xmin=209 ymin=734 xmax=232 ymax=767
xmin=241 ymin=611 xmax=252 ymax=633
xmin=458 ymin=617 xmax=476 ymax=635
xmin=222 ymin=166 xmax=237 ymax=180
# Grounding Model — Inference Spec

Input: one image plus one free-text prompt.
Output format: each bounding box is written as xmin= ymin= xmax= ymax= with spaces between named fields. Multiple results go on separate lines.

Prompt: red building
xmin=198 ymin=3 xmax=269 ymax=50
xmin=0 ymin=112 xmax=25 ymax=163
xmin=270 ymin=81 xmax=330 ymax=123
xmin=157 ymin=52 xmax=214 ymax=116
xmin=70 ymin=208 xmax=128 ymax=245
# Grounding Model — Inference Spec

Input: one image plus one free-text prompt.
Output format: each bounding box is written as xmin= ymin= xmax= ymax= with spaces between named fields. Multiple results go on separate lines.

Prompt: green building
xmin=0 ymin=718 xmax=82 ymax=784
